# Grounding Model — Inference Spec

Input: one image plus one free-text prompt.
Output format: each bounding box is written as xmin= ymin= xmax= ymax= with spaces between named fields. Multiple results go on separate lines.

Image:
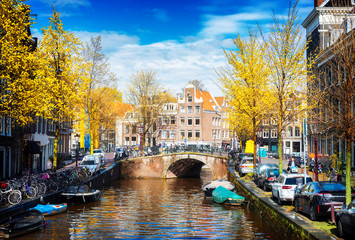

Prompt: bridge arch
xmin=120 ymin=153 xmax=228 ymax=179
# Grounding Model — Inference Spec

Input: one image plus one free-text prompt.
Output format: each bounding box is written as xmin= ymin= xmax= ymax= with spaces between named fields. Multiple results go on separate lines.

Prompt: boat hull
xmin=61 ymin=190 xmax=101 ymax=203
xmin=31 ymin=204 xmax=67 ymax=216
xmin=0 ymin=209 xmax=44 ymax=239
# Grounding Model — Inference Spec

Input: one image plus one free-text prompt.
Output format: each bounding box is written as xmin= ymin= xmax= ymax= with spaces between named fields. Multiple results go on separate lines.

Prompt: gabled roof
xmin=196 ymin=90 xmax=218 ymax=111
xmin=215 ymin=97 xmax=224 ymax=107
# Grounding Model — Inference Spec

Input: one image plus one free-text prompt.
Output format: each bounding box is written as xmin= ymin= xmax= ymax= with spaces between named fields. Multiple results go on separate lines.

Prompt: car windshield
xmin=285 ymin=177 xmax=312 ymax=185
xmin=268 ymin=169 xmax=279 ymax=176
xmin=81 ymin=160 xmax=95 ymax=165
xmin=320 ymin=182 xmax=346 ymax=191
xmin=93 ymin=150 xmax=102 ymax=153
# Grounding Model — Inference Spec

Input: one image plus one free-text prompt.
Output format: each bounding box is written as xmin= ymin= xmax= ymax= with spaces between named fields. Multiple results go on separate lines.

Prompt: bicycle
xmin=0 ymin=181 xmax=22 ymax=205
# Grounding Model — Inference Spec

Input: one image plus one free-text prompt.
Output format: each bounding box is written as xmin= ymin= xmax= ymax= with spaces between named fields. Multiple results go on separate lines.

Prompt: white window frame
xmin=195 ymin=106 xmax=200 ymax=113
xmin=263 ymin=129 xmax=269 ymax=138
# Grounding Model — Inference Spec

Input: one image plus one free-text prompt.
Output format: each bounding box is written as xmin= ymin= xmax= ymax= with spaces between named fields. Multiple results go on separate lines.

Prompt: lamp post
xmin=309 ymin=122 xmax=319 ymax=182
xmin=74 ymin=133 xmax=80 ymax=170
xmin=257 ymin=129 xmax=262 ymax=163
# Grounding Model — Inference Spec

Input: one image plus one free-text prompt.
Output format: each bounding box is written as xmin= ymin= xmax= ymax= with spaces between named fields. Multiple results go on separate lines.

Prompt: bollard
xmin=331 ymin=204 xmax=335 ymax=224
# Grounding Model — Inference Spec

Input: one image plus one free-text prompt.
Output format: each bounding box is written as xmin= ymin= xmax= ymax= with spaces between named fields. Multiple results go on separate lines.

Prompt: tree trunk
xmin=53 ymin=122 xmax=59 ymax=170
xmin=345 ymin=136 xmax=352 ymax=205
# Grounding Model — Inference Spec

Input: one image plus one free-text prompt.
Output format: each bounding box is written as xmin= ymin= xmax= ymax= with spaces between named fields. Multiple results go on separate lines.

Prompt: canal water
xmin=16 ymin=178 xmax=280 ymax=240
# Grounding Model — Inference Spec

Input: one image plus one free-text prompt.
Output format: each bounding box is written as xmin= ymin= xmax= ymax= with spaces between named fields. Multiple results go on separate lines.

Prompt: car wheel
xmin=277 ymin=193 xmax=282 ymax=205
xmin=310 ymin=205 xmax=317 ymax=221
xmin=294 ymin=199 xmax=299 ymax=213
xmin=336 ymin=218 xmax=344 ymax=237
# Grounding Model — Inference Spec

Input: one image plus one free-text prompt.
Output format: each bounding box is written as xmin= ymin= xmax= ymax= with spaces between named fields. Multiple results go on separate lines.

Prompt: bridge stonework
xmin=120 ymin=153 xmax=229 ymax=179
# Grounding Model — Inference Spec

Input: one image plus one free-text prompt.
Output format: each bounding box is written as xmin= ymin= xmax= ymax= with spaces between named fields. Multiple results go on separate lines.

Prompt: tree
xmin=261 ymin=0 xmax=309 ymax=173
xmin=217 ymin=32 xmax=275 ymax=168
xmin=36 ymin=8 xmax=81 ymax=169
xmin=127 ymin=70 xmax=170 ymax=150
xmin=188 ymin=80 xmax=207 ymax=91
xmin=78 ymin=36 xmax=119 ymax=154
xmin=0 ymin=0 xmax=44 ymax=125
xmin=308 ymin=1 xmax=354 ymax=204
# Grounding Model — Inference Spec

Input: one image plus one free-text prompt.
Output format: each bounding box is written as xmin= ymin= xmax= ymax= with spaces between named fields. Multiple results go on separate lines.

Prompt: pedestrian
xmin=46 ymin=158 xmax=52 ymax=170
xmin=287 ymin=157 xmax=295 ymax=172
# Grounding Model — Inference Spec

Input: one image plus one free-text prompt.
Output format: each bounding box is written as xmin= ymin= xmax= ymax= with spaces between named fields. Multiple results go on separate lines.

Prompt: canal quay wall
xmin=0 ymin=161 xmax=122 ymax=218
xmin=227 ymin=168 xmax=336 ymax=240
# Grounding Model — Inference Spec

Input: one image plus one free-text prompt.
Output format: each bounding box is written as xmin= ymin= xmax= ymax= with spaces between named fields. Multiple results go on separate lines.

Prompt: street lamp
xmin=257 ymin=129 xmax=262 ymax=164
xmin=74 ymin=133 xmax=80 ymax=170
xmin=309 ymin=121 xmax=319 ymax=182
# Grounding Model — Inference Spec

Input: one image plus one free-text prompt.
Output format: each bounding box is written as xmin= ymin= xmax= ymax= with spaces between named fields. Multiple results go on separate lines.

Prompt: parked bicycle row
xmin=0 ymin=167 xmax=93 ymax=206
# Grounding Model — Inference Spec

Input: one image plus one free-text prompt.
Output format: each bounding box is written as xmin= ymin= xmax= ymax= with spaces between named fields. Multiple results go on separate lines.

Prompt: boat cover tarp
xmin=30 ymin=204 xmax=66 ymax=216
xmin=212 ymin=186 xmax=244 ymax=204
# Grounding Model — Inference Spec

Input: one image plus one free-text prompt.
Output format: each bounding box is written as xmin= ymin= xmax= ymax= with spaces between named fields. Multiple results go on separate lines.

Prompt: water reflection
xmin=16 ymin=177 xmax=279 ymax=240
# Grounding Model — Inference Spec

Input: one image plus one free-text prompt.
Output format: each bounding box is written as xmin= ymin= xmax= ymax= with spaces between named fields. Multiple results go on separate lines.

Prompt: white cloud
xmin=71 ymin=31 xmax=228 ymax=98
xmin=35 ymin=0 xmax=91 ymax=8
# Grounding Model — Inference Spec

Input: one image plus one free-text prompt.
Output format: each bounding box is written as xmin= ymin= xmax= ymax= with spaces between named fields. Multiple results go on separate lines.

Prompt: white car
xmin=80 ymin=155 xmax=101 ymax=175
xmin=93 ymin=149 xmax=105 ymax=165
xmin=271 ymin=173 xmax=313 ymax=205
xmin=239 ymin=157 xmax=258 ymax=176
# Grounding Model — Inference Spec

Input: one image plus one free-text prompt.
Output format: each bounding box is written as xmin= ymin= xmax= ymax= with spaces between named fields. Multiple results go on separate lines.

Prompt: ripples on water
xmin=17 ymin=178 xmax=280 ymax=240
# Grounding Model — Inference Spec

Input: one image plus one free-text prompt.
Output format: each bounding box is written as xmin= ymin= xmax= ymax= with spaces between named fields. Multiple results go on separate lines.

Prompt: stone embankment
xmin=228 ymin=167 xmax=338 ymax=240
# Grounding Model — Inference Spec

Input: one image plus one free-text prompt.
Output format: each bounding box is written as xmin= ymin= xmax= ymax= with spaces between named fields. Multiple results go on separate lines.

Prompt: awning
xmin=24 ymin=141 xmax=41 ymax=154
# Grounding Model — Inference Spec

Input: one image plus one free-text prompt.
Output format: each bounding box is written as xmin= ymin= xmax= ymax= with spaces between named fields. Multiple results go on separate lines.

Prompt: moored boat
xmin=212 ymin=186 xmax=245 ymax=206
xmin=202 ymin=180 xmax=235 ymax=197
xmin=30 ymin=203 xmax=67 ymax=216
xmin=0 ymin=209 xmax=44 ymax=239
xmin=61 ymin=185 xmax=101 ymax=204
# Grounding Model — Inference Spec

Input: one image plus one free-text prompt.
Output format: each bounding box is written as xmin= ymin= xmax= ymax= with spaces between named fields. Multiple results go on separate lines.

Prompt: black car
xmin=336 ymin=199 xmax=355 ymax=238
xmin=258 ymin=168 xmax=285 ymax=191
xmin=294 ymin=181 xmax=355 ymax=220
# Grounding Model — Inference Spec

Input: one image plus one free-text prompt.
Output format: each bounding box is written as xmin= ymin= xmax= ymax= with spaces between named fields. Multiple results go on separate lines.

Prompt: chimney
xmin=314 ymin=0 xmax=324 ymax=7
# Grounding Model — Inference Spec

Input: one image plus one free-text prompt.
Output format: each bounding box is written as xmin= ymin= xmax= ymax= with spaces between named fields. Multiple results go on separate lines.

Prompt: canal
xmin=15 ymin=176 xmax=281 ymax=240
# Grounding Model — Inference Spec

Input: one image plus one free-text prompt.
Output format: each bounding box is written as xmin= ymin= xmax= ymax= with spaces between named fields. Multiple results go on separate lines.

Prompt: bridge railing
xmin=127 ymin=146 xmax=230 ymax=158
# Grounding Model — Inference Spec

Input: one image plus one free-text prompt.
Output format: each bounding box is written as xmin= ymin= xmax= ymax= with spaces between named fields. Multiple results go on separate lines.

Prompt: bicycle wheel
xmin=26 ymin=186 xmax=37 ymax=199
xmin=8 ymin=190 xmax=22 ymax=205
xmin=49 ymin=181 xmax=59 ymax=192
xmin=37 ymin=183 xmax=47 ymax=195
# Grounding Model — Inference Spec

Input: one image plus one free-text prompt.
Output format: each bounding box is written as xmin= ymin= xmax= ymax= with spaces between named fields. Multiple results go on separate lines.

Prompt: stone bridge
xmin=120 ymin=153 xmax=229 ymax=179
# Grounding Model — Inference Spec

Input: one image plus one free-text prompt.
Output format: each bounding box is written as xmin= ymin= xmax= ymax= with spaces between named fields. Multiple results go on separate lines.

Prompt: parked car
xmin=294 ymin=181 xmax=354 ymax=221
xmin=239 ymin=157 xmax=258 ymax=176
xmin=259 ymin=168 xmax=286 ymax=191
xmin=93 ymin=149 xmax=105 ymax=165
xmin=271 ymin=173 xmax=313 ymax=205
xmin=80 ymin=155 xmax=101 ymax=175
xmin=235 ymin=153 xmax=254 ymax=172
xmin=253 ymin=163 xmax=278 ymax=185
xmin=336 ymin=199 xmax=355 ymax=238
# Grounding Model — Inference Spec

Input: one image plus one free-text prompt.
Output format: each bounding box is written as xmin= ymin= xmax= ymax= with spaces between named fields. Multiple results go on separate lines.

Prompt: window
xmin=180 ymin=106 xmax=185 ymax=113
xmin=195 ymin=106 xmax=200 ymax=113
xmin=187 ymin=95 xmax=193 ymax=102
xmin=295 ymin=126 xmax=300 ymax=137
xmin=288 ymin=126 xmax=293 ymax=137
xmin=271 ymin=129 xmax=277 ymax=138
xmin=180 ymin=130 xmax=185 ymax=138
xmin=188 ymin=130 xmax=193 ymax=138
xmin=131 ymin=137 xmax=136 ymax=145
xmin=195 ymin=117 xmax=200 ymax=126
xmin=125 ymin=125 xmax=129 ymax=134
xmin=180 ymin=117 xmax=185 ymax=126
xmin=162 ymin=116 xmax=168 ymax=125
xmin=187 ymin=106 xmax=193 ymax=113
xmin=285 ymin=141 xmax=291 ymax=148
xmin=212 ymin=118 xmax=215 ymax=127
xmin=188 ymin=118 xmax=193 ymax=126
xmin=170 ymin=130 xmax=175 ymax=139
xmin=222 ymin=131 xmax=225 ymax=138
xmin=161 ymin=130 xmax=167 ymax=139
xmin=263 ymin=129 xmax=269 ymax=138
xmin=132 ymin=125 xmax=136 ymax=134
xmin=170 ymin=116 xmax=176 ymax=125
xmin=195 ymin=130 xmax=200 ymax=139
xmin=125 ymin=137 xmax=129 ymax=145
xmin=263 ymin=119 xmax=270 ymax=125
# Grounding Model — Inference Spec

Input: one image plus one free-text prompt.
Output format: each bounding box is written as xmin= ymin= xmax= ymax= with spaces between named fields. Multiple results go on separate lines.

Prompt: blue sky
xmin=26 ymin=0 xmax=314 ymax=97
